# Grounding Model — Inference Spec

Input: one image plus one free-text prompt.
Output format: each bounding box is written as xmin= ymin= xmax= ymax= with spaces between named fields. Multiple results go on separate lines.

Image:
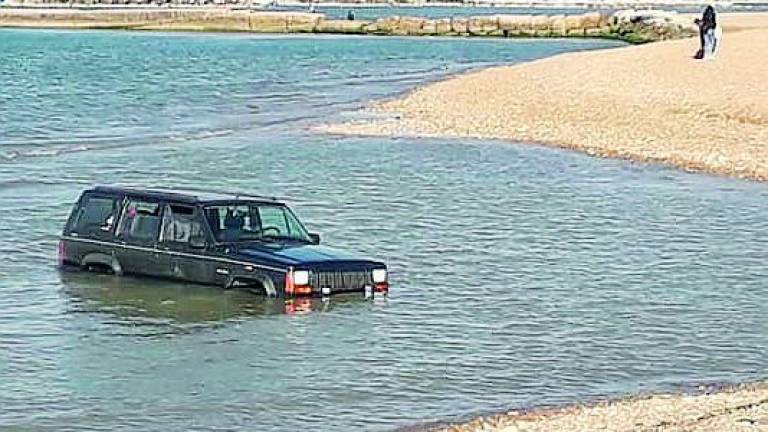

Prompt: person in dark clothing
xmin=347 ymin=10 xmax=355 ymax=21
xmin=694 ymin=5 xmax=718 ymax=59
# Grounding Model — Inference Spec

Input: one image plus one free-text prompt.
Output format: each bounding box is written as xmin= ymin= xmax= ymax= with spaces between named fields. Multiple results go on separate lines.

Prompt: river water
xmin=1 ymin=29 xmax=767 ymax=431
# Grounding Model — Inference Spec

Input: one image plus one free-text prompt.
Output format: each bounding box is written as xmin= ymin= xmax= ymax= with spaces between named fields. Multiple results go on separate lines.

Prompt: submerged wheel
xmin=81 ymin=254 xmax=123 ymax=276
xmin=226 ymin=276 xmax=277 ymax=297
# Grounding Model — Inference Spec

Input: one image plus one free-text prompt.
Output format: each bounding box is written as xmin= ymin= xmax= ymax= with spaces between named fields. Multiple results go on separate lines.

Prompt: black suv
xmin=59 ymin=186 xmax=389 ymax=297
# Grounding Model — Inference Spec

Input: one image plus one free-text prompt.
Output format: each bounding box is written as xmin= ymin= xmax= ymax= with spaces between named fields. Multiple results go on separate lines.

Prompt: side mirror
xmin=309 ymin=233 xmax=321 ymax=245
xmin=189 ymin=236 xmax=207 ymax=249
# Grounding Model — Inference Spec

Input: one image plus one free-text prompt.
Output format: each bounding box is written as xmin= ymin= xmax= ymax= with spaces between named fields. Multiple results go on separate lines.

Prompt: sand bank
xmin=326 ymin=13 xmax=768 ymax=181
xmin=438 ymin=383 xmax=768 ymax=432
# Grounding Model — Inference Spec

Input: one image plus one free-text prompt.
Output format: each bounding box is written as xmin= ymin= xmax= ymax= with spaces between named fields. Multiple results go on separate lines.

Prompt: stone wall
xmin=0 ymin=8 xmax=697 ymax=42
xmin=364 ymin=11 xmax=614 ymax=36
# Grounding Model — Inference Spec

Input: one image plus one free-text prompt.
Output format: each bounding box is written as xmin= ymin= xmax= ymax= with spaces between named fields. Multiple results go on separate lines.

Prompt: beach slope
xmin=442 ymin=383 xmax=768 ymax=432
xmin=328 ymin=14 xmax=768 ymax=181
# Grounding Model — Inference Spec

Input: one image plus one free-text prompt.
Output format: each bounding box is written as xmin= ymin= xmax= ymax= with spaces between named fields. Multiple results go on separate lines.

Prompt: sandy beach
xmin=327 ymin=13 xmax=768 ymax=181
xmin=441 ymin=383 xmax=768 ymax=432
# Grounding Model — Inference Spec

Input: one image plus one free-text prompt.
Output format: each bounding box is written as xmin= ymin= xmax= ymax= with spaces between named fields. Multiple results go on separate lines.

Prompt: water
xmin=1 ymin=29 xmax=767 ymax=432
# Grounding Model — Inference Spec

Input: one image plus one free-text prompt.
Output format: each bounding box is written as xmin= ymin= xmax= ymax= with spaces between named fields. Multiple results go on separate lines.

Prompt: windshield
xmin=203 ymin=203 xmax=311 ymax=243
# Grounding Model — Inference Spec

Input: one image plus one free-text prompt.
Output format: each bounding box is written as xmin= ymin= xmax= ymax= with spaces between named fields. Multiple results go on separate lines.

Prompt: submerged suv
xmin=59 ymin=186 xmax=389 ymax=297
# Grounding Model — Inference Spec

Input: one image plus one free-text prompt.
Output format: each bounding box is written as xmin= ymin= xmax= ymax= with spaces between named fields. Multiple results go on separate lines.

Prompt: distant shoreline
xmin=0 ymin=7 xmax=696 ymax=44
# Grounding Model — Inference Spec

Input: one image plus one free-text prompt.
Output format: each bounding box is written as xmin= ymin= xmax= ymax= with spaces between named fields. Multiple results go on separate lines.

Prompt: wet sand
xmin=440 ymin=383 xmax=768 ymax=432
xmin=326 ymin=13 xmax=768 ymax=181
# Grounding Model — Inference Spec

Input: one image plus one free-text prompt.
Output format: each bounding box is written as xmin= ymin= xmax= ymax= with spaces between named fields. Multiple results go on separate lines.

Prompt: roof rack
xmin=100 ymin=184 xmax=286 ymax=202
xmin=167 ymin=186 xmax=284 ymax=202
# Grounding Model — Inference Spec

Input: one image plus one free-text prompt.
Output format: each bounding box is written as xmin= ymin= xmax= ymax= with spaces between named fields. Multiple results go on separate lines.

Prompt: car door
xmin=114 ymin=197 xmax=165 ymax=277
xmin=158 ymin=203 xmax=217 ymax=284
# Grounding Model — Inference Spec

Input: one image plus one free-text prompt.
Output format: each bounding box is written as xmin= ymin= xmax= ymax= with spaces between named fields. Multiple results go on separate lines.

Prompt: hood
xmin=232 ymin=243 xmax=383 ymax=269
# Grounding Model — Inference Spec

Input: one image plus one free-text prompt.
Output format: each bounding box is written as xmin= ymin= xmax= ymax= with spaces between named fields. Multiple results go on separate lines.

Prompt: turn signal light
xmin=374 ymin=282 xmax=389 ymax=294
xmin=295 ymin=286 xmax=312 ymax=295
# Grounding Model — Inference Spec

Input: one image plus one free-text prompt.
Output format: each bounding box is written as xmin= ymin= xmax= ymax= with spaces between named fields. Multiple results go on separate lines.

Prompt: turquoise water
xmin=1 ymin=29 xmax=768 ymax=431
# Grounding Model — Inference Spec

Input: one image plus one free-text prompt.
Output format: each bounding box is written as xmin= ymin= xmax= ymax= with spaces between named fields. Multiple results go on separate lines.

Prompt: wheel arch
xmin=81 ymin=252 xmax=122 ymax=275
xmin=226 ymin=270 xmax=279 ymax=297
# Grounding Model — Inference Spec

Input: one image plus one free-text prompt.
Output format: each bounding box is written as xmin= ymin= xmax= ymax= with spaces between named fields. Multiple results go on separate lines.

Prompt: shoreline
xmin=429 ymin=381 xmax=768 ymax=431
xmin=324 ymin=12 xmax=768 ymax=181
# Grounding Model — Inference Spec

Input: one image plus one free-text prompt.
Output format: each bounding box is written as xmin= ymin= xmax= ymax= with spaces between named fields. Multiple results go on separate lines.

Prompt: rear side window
xmin=160 ymin=205 xmax=207 ymax=246
xmin=117 ymin=199 xmax=161 ymax=244
xmin=70 ymin=195 xmax=120 ymax=238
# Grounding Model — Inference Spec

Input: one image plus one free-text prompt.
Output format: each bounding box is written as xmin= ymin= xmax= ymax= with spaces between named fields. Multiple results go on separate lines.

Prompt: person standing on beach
xmin=694 ymin=5 xmax=721 ymax=59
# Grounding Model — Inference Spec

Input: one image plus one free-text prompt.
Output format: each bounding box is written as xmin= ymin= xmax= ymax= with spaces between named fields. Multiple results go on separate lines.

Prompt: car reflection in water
xmin=59 ymin=269 xmax=371 ymax=324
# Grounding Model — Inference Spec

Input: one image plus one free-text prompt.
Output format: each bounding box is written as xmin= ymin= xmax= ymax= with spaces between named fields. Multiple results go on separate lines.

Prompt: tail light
xmin=285 ymin=269 xmax=312 ymax=296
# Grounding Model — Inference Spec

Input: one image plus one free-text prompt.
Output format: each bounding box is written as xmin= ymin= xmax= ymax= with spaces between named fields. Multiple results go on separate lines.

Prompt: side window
xmin=71 ymin=195 xmax=120 ymax=238
xmin=117 ymin=199 xmax=161 ymax=244
xmin=160 ymin=205 xmax=207 ymax=247
xmin=205 ymin=206 xmax=260 ymax=242
xmin=258 ymin=206 xmax=289 ymax=235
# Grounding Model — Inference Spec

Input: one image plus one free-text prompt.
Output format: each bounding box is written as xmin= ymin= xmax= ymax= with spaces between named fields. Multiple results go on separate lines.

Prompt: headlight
xmin=293 ymin=270 xmax=310 ymax=286
xmin=372 ymin=269 xmax=387 ymax=283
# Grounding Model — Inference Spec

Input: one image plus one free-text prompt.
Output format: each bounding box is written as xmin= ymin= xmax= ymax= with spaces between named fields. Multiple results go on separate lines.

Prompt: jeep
xmin=59 ymin=186 xmax=389 ymax=297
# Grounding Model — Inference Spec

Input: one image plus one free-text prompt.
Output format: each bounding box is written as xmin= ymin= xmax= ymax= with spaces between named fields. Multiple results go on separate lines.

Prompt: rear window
xmin=70 ymin=195 xmax=120 ymax=238
xmin=117 ymin=199 xmax=162 ymax=244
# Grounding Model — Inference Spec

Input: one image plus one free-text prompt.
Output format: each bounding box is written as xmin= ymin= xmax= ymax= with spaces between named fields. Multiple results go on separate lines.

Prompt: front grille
xmin=310 ymin=270 xmax=372 ymax=292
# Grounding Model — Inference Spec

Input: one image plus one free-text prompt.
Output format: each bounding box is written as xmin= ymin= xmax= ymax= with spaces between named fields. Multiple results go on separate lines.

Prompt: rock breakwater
xmin=0 ymin=7 xmax=697 ymax=43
